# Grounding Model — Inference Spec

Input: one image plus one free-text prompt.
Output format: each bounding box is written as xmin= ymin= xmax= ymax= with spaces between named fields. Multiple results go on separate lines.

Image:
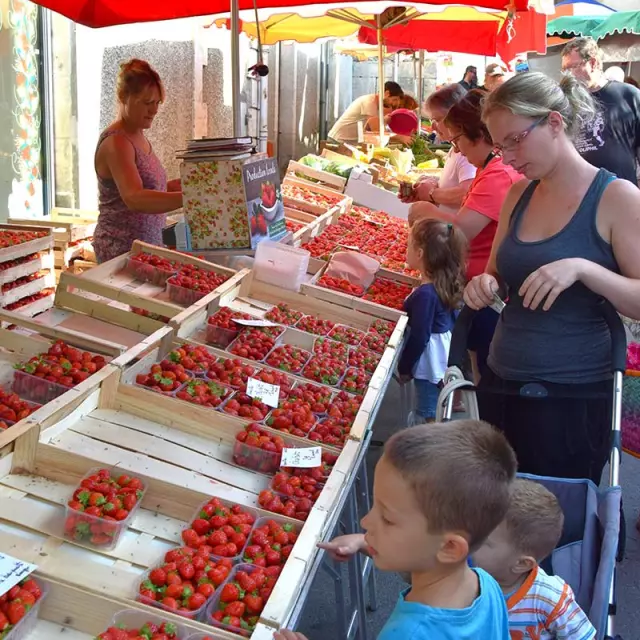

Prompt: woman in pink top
xmin=93 ymin=59 xmax=183 ymax=263
xmin=410 ymin=90 xmax=523 ymax=378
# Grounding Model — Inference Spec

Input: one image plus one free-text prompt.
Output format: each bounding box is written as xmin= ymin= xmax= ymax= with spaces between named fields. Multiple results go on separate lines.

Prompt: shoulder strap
xmin=508 ymin=180 xmax=539 ymax=228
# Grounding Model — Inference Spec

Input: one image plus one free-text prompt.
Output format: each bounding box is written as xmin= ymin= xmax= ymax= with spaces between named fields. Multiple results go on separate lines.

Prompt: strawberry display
xmin=138 ymin=546 xmax=232 ymax=616
xmin=0 ymin=577 xmax=43 ymax=637
xmin=163 ymin=343 xmax=218 ymax=374
xmin=369 ymin=318 xmax=395 ymax=338
xmin=210 ymin=566 xmax=278 ymax=637
xmin=287 ymin=382 xmax=333 ymax=413
xmin=258 ymin=490 xmax=312 ymax=521
xmin=339 ymin=367 xmax=372 ymax=395
xmin=243 ymin=518 xmax=299 ymax=565
xmin=64 ymin=468 xmax=145 ymax=547
xmin=309 ymin=416 xmax=352 ymax=448
xmin=264 ymin=344 xmax=311 ymax=374
xmin=326 ymin=391 xmax=362 ymax=425
xmin=295 ymin=314 xmax=335 ymax=336
xmin=362 ymin=331 xmax=387 ymax=354
xmin=167 ymin=264 xmax=230 ymax=305
xmin=131 ymin=306 xmax=171 ymax=323
xmin=229 ymin=327 xmax=283 ymax=361
xmin=285 ymin=218 xmax=303 ymax=233
xmin=264 ymin=302 xmax=303 ymax=326
xmin=4 ymin=288 xmax=54 ymax=311
xmin=317 ymin=275 xmax=365 ymax=297
xmin=0 ymin=229 xmax=47 ymax=248
xmin=272 ymin=471 xmax=324 ymax=501
xmin=135 ymin=362 xmax=191 ymax=394
xmin=0 ymin=387 xmax=38 ymax=425
xmin=96 ymin=620 xmax=179 ymax=639
xmin=182 ymin=497 xmax=256 ymax=558
xmin=206 ymin=307 xmax=254 ymax=347
xmin=300 ymin=235 xmax=339 ymax=259
xmin=328 ymin=325 xmax=365 ymax=346
xmin=223 ymin=392 xmax=270 ymax=421
xmin=302 ymin=354 xmax=346 ymax=386
xmin=127 ymin=252 xmax=180 ymax=285
xmin=233 ymin=423 xmax=286 ymax=473
xmin=265 ymin=400 xmax=317 ymax=437
xmin=363 ymin=277 xmax=412 ymax=310
xmin=313 ymin=337 xmax=349 ymax=362
xmin=348 ymin=348 xmax=382 ymax=374
xmin=206 ymin=358 xmax=256 ymax=390
xmin=175 ymin=379 xmax=232 ymax=408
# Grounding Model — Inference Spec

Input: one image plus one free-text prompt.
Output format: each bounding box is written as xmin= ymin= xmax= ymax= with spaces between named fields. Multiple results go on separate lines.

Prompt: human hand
xmin=167 ymin=178 xmax=181 ymax=192
xmin=463 ymin=274 xmax=499 ymax=310
xmin=397 ymin=373 xmax=412 ymax=385
xmin=414 ymin=177 xmax=438 ymax=202
xmin=274 ymin=631 xmax=309 ymax=640
xmin=317 ymin=533 xmax=367 ymax=562
xmin=519 ymin=258 xmax=585 ymax=311
xmin=408 ymin=201 xmax=439 ymax=226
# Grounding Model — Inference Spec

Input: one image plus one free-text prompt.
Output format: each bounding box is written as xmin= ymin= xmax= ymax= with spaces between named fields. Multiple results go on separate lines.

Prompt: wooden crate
xmin=11 ymin=209 xmax=97 ymax=245
xmin=285 ymin=159 xmax=347 ymax=192
xmin=0 ymin=223 xmax=53 ymax=262
xmin=287 ymin=206 xmax=337 ymax=248
xmin=282 ymin=176 xmax=352 ymax=218
xmin=0 ymin=350 xmax=364 ymax=637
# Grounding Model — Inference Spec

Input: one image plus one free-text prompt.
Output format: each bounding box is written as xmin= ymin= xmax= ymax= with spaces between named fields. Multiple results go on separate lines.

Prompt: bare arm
xmin=101 ymin=135 xmax=183 ymax=214
xmin=409 ymin=201 xmax=491 ymax=242
xmin=431 ymin=178 xmax=474 ymax=209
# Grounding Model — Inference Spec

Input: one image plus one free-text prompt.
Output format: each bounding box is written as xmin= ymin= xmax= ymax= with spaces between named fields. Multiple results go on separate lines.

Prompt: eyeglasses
xmin=449 ymin=133 xmax=464 ymax=152
xmin=493 ymin=117 xmax=547 ymax=155
xmin=562 ymin=59 xmax=589 ymax=72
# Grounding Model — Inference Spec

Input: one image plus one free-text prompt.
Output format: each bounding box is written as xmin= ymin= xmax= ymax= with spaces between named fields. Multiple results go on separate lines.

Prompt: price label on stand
xmin=232 ymin=318 xmax=279 ymax=328
xmin=280 ymin=447 xmax=322 ymax=468
xmin=0 ymin=553 xmax=37 ymax=595
xmin=246 ymin=377 xmax=280 ymax=408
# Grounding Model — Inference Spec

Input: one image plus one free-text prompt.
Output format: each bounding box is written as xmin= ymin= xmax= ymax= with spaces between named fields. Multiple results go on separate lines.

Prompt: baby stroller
xmin=435 ymin=300 xmax=624 ymax=640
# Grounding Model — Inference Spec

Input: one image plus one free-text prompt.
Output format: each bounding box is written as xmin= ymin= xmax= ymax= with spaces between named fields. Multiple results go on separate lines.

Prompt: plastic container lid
xmin=388 ymin=109 xmax=419 ymax=136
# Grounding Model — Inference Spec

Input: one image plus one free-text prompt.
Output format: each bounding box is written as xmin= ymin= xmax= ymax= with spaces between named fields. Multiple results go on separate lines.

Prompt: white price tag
xmin=246 ymin=377 xmax=280 ymax=408
xmin=0 ymin=553 xmax=37 ymax=595
xmin=232 ymin=318 xmax=279 ymax=327
xmin=280 ymin=447 xmax=322 ymax=468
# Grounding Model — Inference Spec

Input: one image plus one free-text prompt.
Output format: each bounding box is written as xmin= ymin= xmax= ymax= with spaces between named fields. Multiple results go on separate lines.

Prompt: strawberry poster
xmin=242 ymin=157 xmax=286 ymax=249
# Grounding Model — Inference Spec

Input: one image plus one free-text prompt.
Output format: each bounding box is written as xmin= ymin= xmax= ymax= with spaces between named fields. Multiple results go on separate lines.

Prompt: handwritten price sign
xmin=280 ymin=447 xmax=322 ymax=468
xmin=0 ymin=553 xmax=37 ymax=595
xmin=232 ymin=318 xmax=279 ymax=328
xmin=246 ymin=377 xmax=280 ymax=408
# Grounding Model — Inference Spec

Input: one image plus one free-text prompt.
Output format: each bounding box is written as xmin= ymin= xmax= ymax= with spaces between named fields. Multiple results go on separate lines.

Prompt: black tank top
xmin=489 ymin=168 xmax=619 ymax=384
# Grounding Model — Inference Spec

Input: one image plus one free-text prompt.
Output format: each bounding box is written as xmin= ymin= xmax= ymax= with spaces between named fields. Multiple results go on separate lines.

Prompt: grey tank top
xmin=488 ymin=168 xmax=619 ymax=384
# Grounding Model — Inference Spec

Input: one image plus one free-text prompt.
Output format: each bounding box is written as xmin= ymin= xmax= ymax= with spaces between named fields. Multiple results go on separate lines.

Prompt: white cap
xmin=604 ymin=66 xmax=625 ymax=82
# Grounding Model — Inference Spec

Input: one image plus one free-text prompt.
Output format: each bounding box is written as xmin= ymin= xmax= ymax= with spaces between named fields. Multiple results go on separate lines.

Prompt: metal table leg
xmin=346 ymin=482 xmax=369 ymax=640
xmin=321 ymin=558 xmax=347 ymax=639
xmin=355 ymin=462 xmax=378 ymax=612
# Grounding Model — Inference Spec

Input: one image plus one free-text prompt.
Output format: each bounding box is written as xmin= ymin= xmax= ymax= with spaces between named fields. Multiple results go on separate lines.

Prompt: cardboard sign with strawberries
xmin=243 ymin=157 xmax=287 ymax=249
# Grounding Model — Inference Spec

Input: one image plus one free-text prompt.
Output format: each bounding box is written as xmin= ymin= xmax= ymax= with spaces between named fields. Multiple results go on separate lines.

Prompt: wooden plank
xmin=286 ymin=159 xmax=347 ymax=191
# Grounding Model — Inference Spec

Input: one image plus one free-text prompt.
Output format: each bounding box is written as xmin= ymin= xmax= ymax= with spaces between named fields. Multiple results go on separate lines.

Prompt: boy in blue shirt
xmin=274 ymin=420 xmax=516 ymax=640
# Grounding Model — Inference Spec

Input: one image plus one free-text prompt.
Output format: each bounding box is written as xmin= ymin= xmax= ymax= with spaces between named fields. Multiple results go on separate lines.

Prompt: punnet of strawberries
xmin=182 ymin=497 xmax=256 ymax=558
xmin=0 ymin=577 xmax=43 ymax=637
xmin=243 ymin=518 xmax=298 ymax=566
xmin=339 ymin=367 xmax=372 ymax=395
xmin=228 ymin=327 xmax=284 ymax=361
xmin=258 ymin=489 xmax=312 ymax=521
xmin=272 ymin=470 xmax=324 ymax=501
xmin=362 ymin=331 xmax=387 ymax=354
xmin=264 ymin=344 xmax=311 ymax=374
xmin=0 ymin=252 xmax=40 ymax=272
xmin=317 ymin=275 xmax=365 ymax=297
xmin=175 ymin=379 xmax=232 ymax=408
xmin=281 ymin=451 xmax=337 ymax=481
xmin=309 ymin=416 xmax=352 ymax=448
xmin=210 ymin=565 xmax=280 ymax=637
xmin=313 ymin=337 xmax=349 ymax=362
xmin=348 ymin=348 xmax=382 ymax=374
xmin=233 ymin=423 xmax=286 ymax=473
xmin=265 ymin=400 xmax=318 ymax=437
xmin=135 ymin=362 xmax=191 ymax=394
xmin=302 ymin=354 xmax=346 ymax=386
xmin=208 ymin=307 xmax=253 ymax=330
xmin=287 ymin=382 xmax=333 ymax=414
xmin=326 ymin=391 xmax=363 ymax=425
xmin=251 ymin=368 xmax=293 ymax=398
xmin=131 ymin=306 xmax=171 ymax=323
xmin=223 ymin=392 xmax=270 ymax=421
xmin=328 ymin=324 xmax=365 ymax=346
xmin=4 ymin=288 xmax=54 ymax=311
xmin=127 ymin=252 xmax=180 ymax=285
xmin=264 ymin=302 xmax=304 ymax=326
xmin=0 ymin=229 xmax=47 ymax=248
xmin=295 ymin=314 xmax=335 ymax=336
xmin=96 ymin=620 xmax=179 ymax=640
xmin=363 ymin=277 xmax=412 ymax=310
xmin=65 ymin=468 xmax=145 ymax=547
xmin=138 ymin=546 xmax=232 ymax=616
xmin=168 ymin=264 xmax=229 ymax=296
xmin=206 ymin=357 xmax=256 ymax=390
xmin=0 ymin=387 xmax=39 ymax=425
xmin=163 ymin=344 xmax=217 ymax=374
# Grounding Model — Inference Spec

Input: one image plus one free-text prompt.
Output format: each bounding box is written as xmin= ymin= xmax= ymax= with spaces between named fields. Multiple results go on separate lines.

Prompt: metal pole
xmin=418 ymin=50 xmax=424 ymax=108
xmin=377 ymin=15 xmax=385 ymax=146
xmin=231 ymin=0 xmax=242 ymax=137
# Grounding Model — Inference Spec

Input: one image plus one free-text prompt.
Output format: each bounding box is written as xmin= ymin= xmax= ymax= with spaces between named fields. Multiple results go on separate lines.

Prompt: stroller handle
xmin=448 ymin=297 xmax=627 ymax=374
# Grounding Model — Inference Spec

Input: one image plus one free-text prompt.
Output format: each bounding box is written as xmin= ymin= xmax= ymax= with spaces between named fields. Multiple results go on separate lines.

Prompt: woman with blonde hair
xmin=93 ymin=59 xmax=183 ymax=263
xmin=464 ymin=71 xmax=640 ymax=483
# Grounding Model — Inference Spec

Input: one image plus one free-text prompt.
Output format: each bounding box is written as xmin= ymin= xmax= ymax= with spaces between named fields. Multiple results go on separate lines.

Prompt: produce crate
xmin=0 ymin=270 xmax=56 ymax=307
xmin=281 ymin=177 xmax=352 ymax=218
xmin=53 ymin=240 xmax=248 ymax=336
xmin=0 ymin=344 xmax=363 ymax=639
xmin=172 ymin=269 xmax=407 ymax=440
xmin=0 ymin=223 xmax=53 ymax=262
xmin=285 ymin=159 xmax=347 ymax=192
xmin=11 ymin=207 xmax=98 ymax=244
xmin=287 ymin=206 xmax=337 ymax=248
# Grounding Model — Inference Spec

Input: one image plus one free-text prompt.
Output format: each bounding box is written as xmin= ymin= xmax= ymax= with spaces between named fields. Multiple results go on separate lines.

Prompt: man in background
xmin=562 ymin=37 xmax=640 ymax=185
xmin=482 ymin=63 xmax=507 ymax=92
xmin=328 ymin=81 xmax=404 ymax=142
xmin=459 ymin=65 xmax=478 ymax=90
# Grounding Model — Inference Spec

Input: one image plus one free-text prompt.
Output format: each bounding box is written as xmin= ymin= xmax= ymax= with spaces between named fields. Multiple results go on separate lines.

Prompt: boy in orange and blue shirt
xmin=472 ymin=478 xmax=596 ymax=640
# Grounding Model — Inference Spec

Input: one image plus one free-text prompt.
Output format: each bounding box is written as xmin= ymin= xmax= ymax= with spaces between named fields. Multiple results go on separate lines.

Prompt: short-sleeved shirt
xmin=438 ymin=150 xmax=477 ymax=214
xmin=506 ymin=566 xmax=595 ymax=640
xmin=574 ymin=80 xmax=640 ymax=184
xmin=378 ymin=568 xmax=510 ymax=640
xmin=328 ymin=95 xmax=379 ymax=142
xmin=462 ymin=156 xmax=523 ymax=279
